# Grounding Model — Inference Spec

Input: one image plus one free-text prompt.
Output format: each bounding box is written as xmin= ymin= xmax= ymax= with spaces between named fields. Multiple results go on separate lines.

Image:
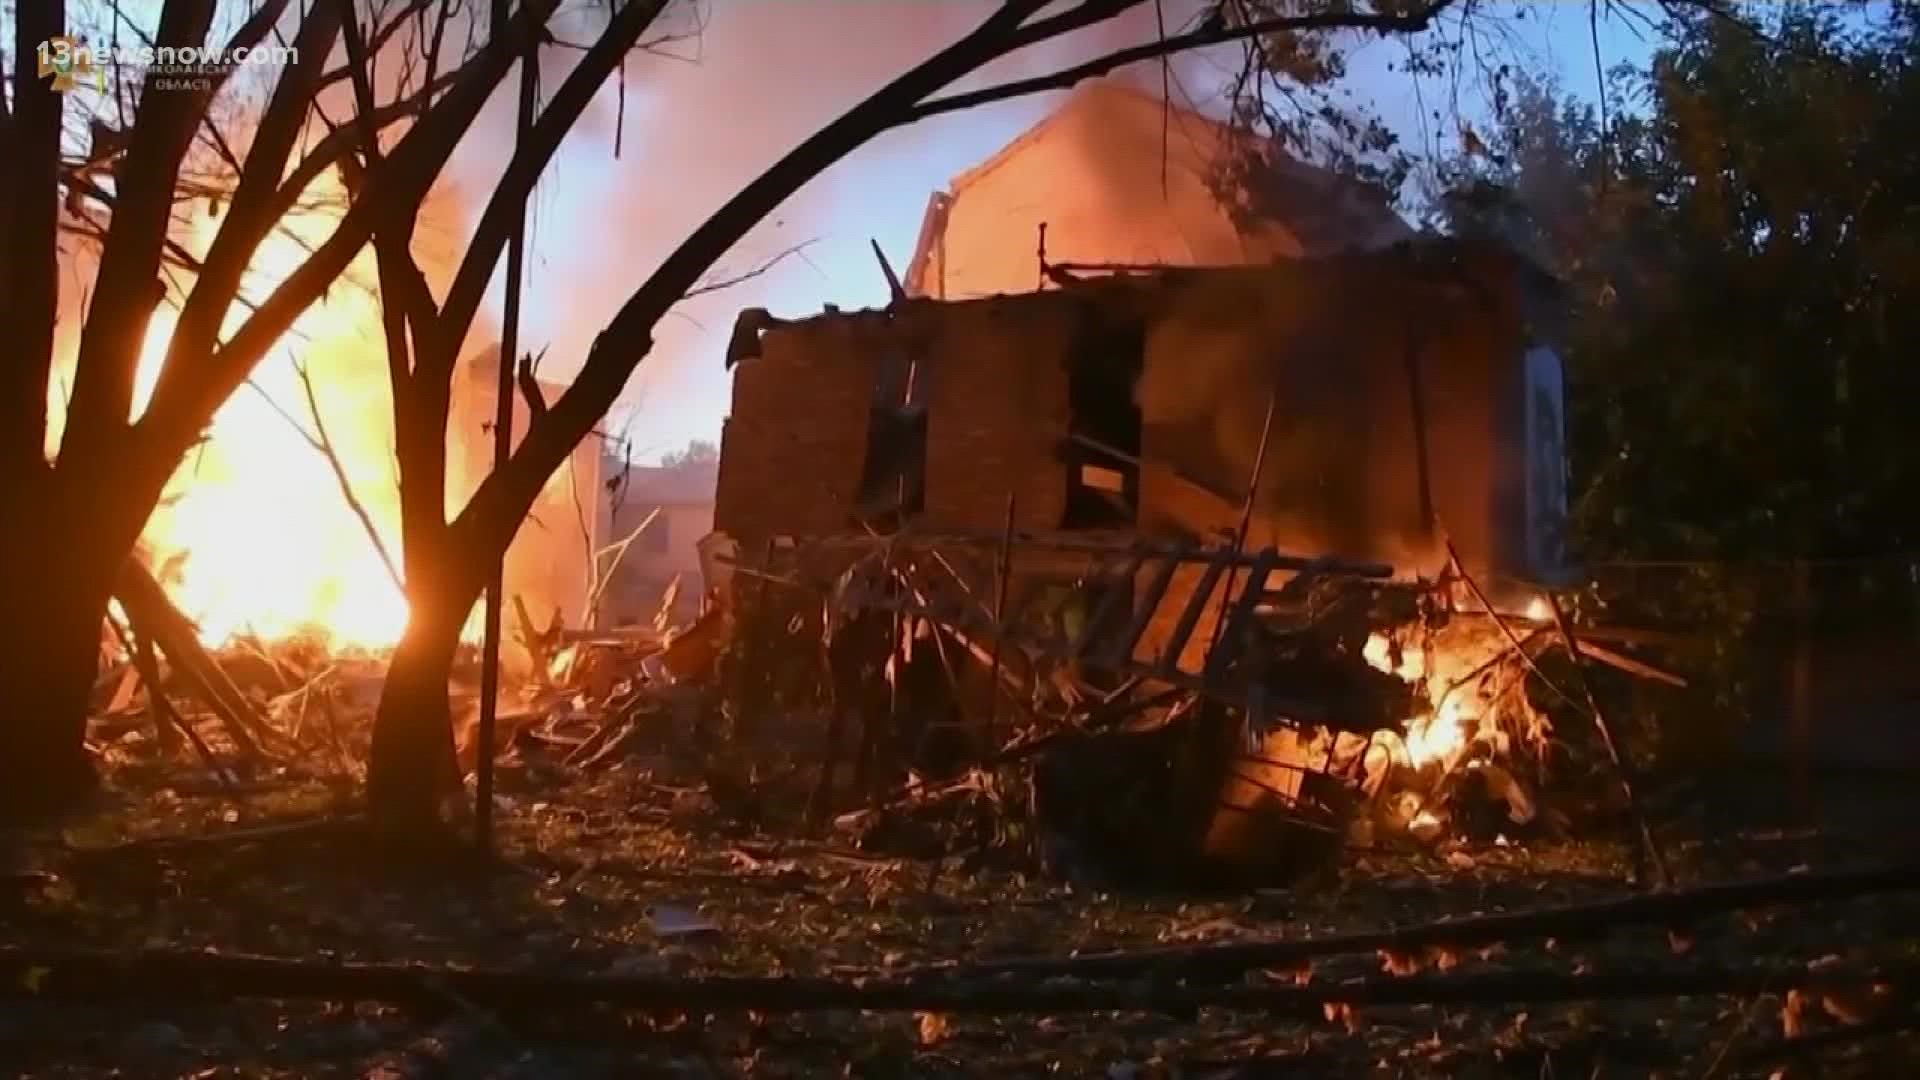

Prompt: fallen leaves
xmin=13 ymin=753 xmax=1920 ymax=1077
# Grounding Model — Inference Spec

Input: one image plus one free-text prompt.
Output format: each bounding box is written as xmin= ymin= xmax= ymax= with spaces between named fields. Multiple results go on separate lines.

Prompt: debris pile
xmin=667 ymin=526 xmax=1677 ymax=885
xmin=87 ymin=525 xmax=1683 ymax=889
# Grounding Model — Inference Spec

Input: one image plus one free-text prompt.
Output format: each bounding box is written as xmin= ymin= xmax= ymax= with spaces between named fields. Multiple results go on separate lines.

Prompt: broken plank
xmin=1155 ymin=555 xmax=1228 ymax=676
xmin=1099 ymin=551 xmax=1180 ymax=669
xmin=1569 ymin=637 xmax=1689 ymax=688
xmin=114 ymin=559 xmax=272 ymax=761
xmin=1202 ymin=549 xmax=1280 ymax=681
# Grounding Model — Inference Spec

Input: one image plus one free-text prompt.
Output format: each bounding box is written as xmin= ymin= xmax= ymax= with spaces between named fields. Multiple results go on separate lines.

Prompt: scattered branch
xmin=909 ymin=0 xmax=1459 ymax=122
xmin=113 ymin=561 xmax=276 ymax=764
xmin=0 ymin=943 xmax=1907 ymax=1019
xmin=295 ymin=362 xmax=404 ymax=593
xmin=900 ymin=860 xmax=1920 ymax=984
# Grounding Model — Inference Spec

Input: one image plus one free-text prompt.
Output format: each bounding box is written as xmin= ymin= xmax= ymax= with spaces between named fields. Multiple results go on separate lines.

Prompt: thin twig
xmin=684 ymin=241 xmax=819 ymax=299
xmin=244 ymin=365 xmax=404 ymax=593
xmin=106 ymin=615 xmax=239 ymax=792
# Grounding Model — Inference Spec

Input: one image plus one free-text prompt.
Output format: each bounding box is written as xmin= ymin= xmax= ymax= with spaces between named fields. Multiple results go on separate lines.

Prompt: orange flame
xmin=128 ymin=186 xmax=413 ymax=649
xmin=1359 ymin=587 xmax=1557 ymax=784
xmin=1363 ymin=633 xmax=1470 ymax=771
xmin=50 ymin=167 xmax=597 ymax=654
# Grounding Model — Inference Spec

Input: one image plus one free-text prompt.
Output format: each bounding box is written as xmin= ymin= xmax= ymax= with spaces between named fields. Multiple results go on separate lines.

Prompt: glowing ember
xmin=1360 ymin=618 xmax=1545 ymax=775
xmin=1363 ymin=632 xmax=1467 ymax=770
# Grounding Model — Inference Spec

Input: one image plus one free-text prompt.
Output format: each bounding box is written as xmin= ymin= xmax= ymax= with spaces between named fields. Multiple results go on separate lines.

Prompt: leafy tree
xmin=1441 ymin=5 xmax=1920 ymax=561
xmin=660 ymin=439 xmax=718 ymax=471
xmin=1435 ymin=4 xmax=1920 ymax=754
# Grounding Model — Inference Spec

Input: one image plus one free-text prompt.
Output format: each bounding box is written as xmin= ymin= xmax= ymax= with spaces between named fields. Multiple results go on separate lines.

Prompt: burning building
xmin=715 ymin=247 xmax=1568 ymax=604
xmin=904 ymin=80 xmax=1414 ymax=300
xmin=715 ymin=81 xmax=1568 ymax=593
xmin=703 ymin=85 xmax=1572 ymax=879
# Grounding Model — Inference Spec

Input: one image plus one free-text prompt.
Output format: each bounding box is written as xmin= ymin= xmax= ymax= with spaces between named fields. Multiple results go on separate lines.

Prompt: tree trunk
xmin=366 ymin=611 xmax=465 ymax=847
xmin=0 ymin=523 xmax=116 ymax=819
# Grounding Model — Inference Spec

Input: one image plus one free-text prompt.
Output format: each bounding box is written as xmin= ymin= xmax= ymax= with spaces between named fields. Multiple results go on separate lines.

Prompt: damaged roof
xmin=730 ymin=235 xmax=1562 ymax=359
xmin=904 ymin=79 xmax=1415 ymax=300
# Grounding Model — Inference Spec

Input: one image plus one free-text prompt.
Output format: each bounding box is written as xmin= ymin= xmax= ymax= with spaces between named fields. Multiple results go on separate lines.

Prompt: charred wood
xmin=114 ymin=560 xmax=274 ymax=762
xmin=105 ymin=615 xmax=234 ymax=790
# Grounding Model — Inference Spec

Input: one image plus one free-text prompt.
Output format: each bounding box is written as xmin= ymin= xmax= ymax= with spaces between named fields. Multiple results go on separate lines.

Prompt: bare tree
xmin=330 ymin=0 xmax=684 ymax=837
xmin=348 ymin=0 xmax=1486 ymax=839
xmin=0 ymin=0 xmax=603 ymax=818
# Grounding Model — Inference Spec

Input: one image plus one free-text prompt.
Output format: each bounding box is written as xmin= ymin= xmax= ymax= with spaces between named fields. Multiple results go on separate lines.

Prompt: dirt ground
xmin=3 ymin=751 xmax=1919 ymax=1079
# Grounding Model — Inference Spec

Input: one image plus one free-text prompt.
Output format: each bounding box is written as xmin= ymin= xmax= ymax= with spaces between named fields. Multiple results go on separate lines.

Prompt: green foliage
xmin=1432 ymin=5 xmax=1920 ymax=756
xmin=1219 ymin=0 xmax=1457 ymax=201
xmin=1441 ymin=5 xmax=1920 ymax=565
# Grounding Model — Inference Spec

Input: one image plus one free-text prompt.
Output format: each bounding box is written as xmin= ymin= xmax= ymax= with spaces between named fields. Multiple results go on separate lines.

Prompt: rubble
xmin=75 ymin=248 xmax=1685 ymax=888
xmin=84 ymin=521 xmax=1678 ymax=892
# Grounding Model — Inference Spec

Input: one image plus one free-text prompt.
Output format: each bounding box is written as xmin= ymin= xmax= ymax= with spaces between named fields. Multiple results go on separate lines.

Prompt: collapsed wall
xmin=715 ymin=238 xmax=1568 ymax=621
xmin=708 ymin=240 xmax=1570 ymax=880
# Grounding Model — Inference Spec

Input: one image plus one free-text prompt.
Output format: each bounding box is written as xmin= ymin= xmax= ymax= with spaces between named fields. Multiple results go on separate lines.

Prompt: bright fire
xmin=133 ymin=210 xmax=411 ymax=648
xmin=36 ymin=177 xmax=425 ymax=651
xmin=1363 ymin=633 xmax=1471 ymax=771
xmin=48 ymin=177 xmax=599 ymax=653
xmin=1360 ymin=605 xmax=1550 ymax=775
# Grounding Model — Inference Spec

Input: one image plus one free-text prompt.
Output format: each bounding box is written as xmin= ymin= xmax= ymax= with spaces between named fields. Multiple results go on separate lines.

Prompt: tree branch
xmin=0 ymin=943 xmax=1909 ymax=1020
xmin=136 ymin=0 xmax=565 ymax=469
xmin=313 ymin=0 xmax=437 ymax=94
xmin=336 ymin=0 xmax=388 ymax=162
xmin=298 ymin=363 xmax=405 ymax=592
xmin=683 ymin=240 xmax=818 ymax=299
xmin=149 ymin=0 xmax=338 ymax=440
xmin=63 ymin=0 xmax=224 ymax=467
xmin=428 ymin=0 xmax=675 ymax=388
xmin=909 ymin=859 xmax=1920 ymax=984
xmin=910 ymin=0 xmax=1459 ymax=122
xmin=216 ymin=0 xmax=300 ymax=58
xmin=56 ymin=173 xmax=210 ymax=275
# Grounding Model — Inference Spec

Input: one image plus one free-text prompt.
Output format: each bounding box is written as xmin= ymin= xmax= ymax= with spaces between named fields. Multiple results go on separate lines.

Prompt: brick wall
xmin=917 ymin=294 xmax=1076 ymax=532
xmin=714 ymin=318 xmax=880 ymax=552
xmin=714 ymin=240 xmax=1543 ymax=598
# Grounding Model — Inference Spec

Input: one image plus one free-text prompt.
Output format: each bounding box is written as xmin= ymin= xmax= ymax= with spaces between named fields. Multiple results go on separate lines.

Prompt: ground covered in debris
xmin=4 ymin=754 xmax=1919 ymax=1079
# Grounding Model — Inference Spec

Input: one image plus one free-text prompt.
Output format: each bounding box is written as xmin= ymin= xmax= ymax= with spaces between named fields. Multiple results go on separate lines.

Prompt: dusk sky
xmin=25 ymin=2 xmax=1687 ymax=459
xmin=461 ymin=3 xmax=1661 ymax=462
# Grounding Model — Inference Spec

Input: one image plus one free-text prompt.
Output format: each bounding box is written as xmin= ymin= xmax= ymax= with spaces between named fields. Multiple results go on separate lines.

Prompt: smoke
xmin=445 ymin=2 xmax=1631 ymax=464
xmin=447 ymin=0 xmax=1192 ymax=461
